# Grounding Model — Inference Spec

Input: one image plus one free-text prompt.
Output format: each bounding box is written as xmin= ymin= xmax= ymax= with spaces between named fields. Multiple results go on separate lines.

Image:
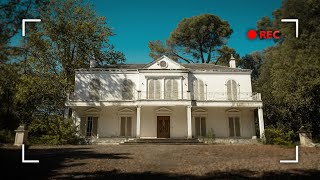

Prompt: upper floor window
xmin=193 ymin=79 xmax=204 ymax=100
xmin=226 ymin=80 xmax=238 ymax=100
xmin=148 ymin=79 xmax=161 ymax=99
xmin=122 ymin=79 xmax=134 ymax=100
xmin=165 ymin=79 xmax=178 ymax=99
xmin=89 ymin=79 xmax=100 ymax=100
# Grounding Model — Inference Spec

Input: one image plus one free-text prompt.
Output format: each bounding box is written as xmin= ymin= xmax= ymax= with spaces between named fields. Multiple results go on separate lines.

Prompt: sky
xmin=93 ymin=0 xmax=283 ymax=64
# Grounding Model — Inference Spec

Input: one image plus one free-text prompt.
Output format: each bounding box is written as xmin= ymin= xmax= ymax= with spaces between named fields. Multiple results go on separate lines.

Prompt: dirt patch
xmin=1 ymin=144 xmax=320 ymax=179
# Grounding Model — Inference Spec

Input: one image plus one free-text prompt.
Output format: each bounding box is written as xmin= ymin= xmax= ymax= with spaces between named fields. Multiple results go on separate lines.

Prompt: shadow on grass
xmin=0 ymin=145 xmax=132 ymax=179
xmin=1 ymin=145 xmax=320 ymax=179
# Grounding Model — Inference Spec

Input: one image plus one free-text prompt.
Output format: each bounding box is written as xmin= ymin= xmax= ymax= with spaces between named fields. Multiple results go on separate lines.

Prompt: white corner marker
xmin=280 ymin=145 xmax=299 ymax=163
xmin=281 ymin=19 xmax=299 ymax=38
xmin=22 ymin=19 xmax=41 ymax=36
xmin=22 ymin=144 xmax=39 ymax=163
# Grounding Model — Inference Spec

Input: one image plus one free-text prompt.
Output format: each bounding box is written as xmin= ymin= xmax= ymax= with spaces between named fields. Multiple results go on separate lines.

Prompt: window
xmin=228 ymin=117 xmax=240 ymax=137
xmin=148 ymin=79 xmax=161 ymax=99
xmin=195 ymin=117 xmax=206 ymax=137
xmin=122 ymin=79 xmax=134 ymax=100
xmin=86 ymin=116 xmax=98 ymax=137
xmin=120 ymin=117 xmax=132 ymax=136
xmin=226 ymin=80 xmax=238 ymax=100
xmin=165 ymin=79 xmax=178 ymax=99
xmin=193 ymin=79 xmax=204 ymax=100
xmin=89 ymin=79 xmax=100 ymax=100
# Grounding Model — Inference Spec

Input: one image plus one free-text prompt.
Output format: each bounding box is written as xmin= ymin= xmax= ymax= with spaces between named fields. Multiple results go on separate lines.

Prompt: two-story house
xmin=65 ymin=55 xmax=265 ymax=141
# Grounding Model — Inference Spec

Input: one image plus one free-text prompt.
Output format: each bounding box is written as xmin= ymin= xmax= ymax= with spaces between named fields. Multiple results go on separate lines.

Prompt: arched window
xmin=122 ymin=79 xmax=134 ymax=100
xmin=193 ymin=79 xmax=204 ymax=100
xmin=226 ymin=80 xmax=238 ymax=100
xmin=89 ymin=79 xmax=100 ymax=100
xmin=165 ymin=79 xmax=178 ymax=99
xmin=148 ymin=79 xmax=161 ymax=99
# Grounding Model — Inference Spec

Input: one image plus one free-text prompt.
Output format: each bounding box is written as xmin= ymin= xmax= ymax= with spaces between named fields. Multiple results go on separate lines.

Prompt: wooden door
xmin=157 ymin=116 xmax=170 ymax=138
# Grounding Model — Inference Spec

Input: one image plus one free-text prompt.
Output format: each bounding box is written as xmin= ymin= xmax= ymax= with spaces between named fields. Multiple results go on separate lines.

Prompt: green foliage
xmin=29 ymin=116 xmax=79 ymax=145
xmin=149 ymin=14 xmax=233 ymax=63
xmin=255 ymin=0 xmax=320 ymax=138
xmin=264 ymin=128 xmax=295 ymax=147
xmin=0 ymin=129 xmax=15 ymax=144
xmin=206 ymin=128 xmax=216 ymax=140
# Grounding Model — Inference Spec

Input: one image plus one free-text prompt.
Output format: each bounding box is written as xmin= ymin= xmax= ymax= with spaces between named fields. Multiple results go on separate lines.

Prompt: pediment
xmin=193 ymin=108 xmax=207 ymax=113
xmin=85 ymin=107 xmax=101 ymax=113
xmin=144 ymin=56 xmax=185 ymax=69
xmin=155 ymin=107 xmax=172 ymax=113
xmin=118 ymin=108 xmax=135 ymax=114
xmin=226 ymin=108 xmax=240 ymax=113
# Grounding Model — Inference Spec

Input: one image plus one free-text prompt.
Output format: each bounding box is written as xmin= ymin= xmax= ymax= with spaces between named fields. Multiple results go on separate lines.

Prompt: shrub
xmin=28 ymin=116 xmax=80 ymax=145
xmin=0 ymin=129 xmax=15 ymax=144
xmin=264 ymin=128 xmax=295 ymax=147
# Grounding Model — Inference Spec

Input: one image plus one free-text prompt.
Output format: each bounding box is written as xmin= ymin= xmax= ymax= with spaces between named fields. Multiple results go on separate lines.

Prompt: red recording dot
xmin=247 ymin=30 xmax=257 ymax=39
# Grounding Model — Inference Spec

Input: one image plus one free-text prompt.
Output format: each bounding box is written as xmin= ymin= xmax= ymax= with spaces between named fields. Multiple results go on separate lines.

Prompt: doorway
xmin=157 ymin=116 xmax=170 ymax=138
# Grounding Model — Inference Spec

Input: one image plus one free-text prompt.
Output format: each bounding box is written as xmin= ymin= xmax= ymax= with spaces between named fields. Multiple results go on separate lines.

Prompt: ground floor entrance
xmin=157 ymin=116 xmax=170 ymax=138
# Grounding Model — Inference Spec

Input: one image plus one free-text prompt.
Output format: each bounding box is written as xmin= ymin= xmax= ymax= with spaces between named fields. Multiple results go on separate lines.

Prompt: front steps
xmin=120 ymin=138 xmax=204 ymax=145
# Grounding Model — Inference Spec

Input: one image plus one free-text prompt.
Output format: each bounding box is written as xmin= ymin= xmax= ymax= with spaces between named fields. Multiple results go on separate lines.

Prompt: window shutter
xmin=155 ymin=79 xmax=161 ymax=99
xmin=235 ymin=117 xmax=240 ymax=137
xmin=193 ymin=80 xmax=199 ymax=100
xmin=148 ymin=79 xmax=154 ymax=99
xmin=127 ymin=117 xmax=132 ymax=136
xmin=172 ymin=79 xmax=178 ymax=99
xmin=201 ymin=117 xmax=206 ymax=136
xmin=198 ymin=80 xmax=204 ymax=100
xmin=92 ymin=117 xmax=98 ymax=136
xmin=122 ymin=80 xmax=134 ymax=100
xmin=227 ymin=80 xmax=232 ymax=100
xmin=229 ymin=117 xmax=234 ymax=137
xmin=120 ymin=117 xmax=126 ymax=136
xmin=195 ymin=117 xmax=200 ymax=136
xmin=165 ymin=79 xmax=172 ymax=99
xmin=232 ymin=80 xmax=237 ymax=100
xmin=80 ymin=117 xmax=86 ymax=136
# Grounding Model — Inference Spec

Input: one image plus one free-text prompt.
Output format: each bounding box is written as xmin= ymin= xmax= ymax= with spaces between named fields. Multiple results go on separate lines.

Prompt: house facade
xmin=65 ymin=55 xmax=265 ymax=139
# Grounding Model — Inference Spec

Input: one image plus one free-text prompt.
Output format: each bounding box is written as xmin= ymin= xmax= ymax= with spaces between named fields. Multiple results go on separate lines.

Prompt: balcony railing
xmin=67 ymin=91 xmax=261 ymax=102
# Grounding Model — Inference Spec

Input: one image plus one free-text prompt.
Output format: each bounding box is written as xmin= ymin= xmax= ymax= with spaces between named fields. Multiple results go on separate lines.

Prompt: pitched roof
xmin=98 ymin=63 xmax=250 ymax=72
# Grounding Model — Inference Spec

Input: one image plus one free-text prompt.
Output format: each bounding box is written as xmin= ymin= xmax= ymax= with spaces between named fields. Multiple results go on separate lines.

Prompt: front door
xmin=157 ymin=116 xmax=170 ymax=138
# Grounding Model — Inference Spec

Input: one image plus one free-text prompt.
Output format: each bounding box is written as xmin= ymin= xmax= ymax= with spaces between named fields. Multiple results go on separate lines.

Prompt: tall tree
xmin=149 ymin=14 xmax=233 ymax=63
xmin=256 ymin=0 xmax=320 ymax=137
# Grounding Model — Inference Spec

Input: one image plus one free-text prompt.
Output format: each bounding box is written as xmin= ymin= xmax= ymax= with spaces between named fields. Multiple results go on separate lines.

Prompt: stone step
xmin=120 ymin=138 xmax=204 ymax=145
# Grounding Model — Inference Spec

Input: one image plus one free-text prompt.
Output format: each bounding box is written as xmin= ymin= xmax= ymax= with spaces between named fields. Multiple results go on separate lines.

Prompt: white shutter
xmin=148 ymin=79 xmax=154 ymax=99
xmin=165 ymin=79 xmax=172 ymax=99
xmin=193 ymin=80 xmax=198 ymax=100
xmin=198 ymin=80 xmax=204 ymax=100
xmin=227 ymin=80 xmax=232 ymax=100
xmin=172 ymin=79 xmax=178 ymax=99
xmin=155 ymin=79 xmax=161 ymax=99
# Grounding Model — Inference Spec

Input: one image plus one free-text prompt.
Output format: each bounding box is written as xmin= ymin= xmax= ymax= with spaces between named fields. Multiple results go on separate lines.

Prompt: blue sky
xmin=94 ymin=0 xmax=282 ymax=64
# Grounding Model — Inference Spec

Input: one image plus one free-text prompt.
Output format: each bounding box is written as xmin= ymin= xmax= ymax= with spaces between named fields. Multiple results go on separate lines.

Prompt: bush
xmin=264 ymin=128 xmax=295 ymax=147
xmin=0 ymin=129 xmax=15 ymax=144
xmin=28 ymin=116 xmax=80 ymax=145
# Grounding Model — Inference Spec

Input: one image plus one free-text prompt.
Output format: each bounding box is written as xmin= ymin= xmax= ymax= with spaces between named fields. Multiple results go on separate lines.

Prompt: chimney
xmin=90 ymin=54 xmax=97 ymax=68
xmin=229 ymin=54 xmax=236 ymax=68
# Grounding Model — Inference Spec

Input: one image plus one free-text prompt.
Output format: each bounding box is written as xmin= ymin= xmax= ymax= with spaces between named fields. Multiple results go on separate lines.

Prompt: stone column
xmin=187 ymin=106 xmax=192 ymax=138
xmin=14 ymin=125 xmax=28 ymax=146
xmin=136 ymin=105 xmax=141 ymax=138
xmin=258 ymin=107 xmax=265 ymax=139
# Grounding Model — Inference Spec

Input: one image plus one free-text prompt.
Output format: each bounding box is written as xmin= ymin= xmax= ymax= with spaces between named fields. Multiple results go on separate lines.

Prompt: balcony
xmin=67 ymin=91 xmax=261 ymax=102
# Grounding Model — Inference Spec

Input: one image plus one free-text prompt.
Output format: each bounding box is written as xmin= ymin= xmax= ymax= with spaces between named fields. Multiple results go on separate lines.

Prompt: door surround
xmin=157 ymin=116 xmax=170 ymax=138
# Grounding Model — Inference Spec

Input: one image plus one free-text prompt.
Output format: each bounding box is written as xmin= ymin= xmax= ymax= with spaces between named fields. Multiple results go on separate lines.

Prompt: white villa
xmin=65 ymin=55 xmax=265 ymax=140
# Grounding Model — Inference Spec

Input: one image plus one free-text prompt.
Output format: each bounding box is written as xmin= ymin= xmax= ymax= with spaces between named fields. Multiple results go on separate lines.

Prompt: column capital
xmin=137 ymin=105 xmax=142 ymax=108
xmin=187 ymin=105 xmax=192 ymax=109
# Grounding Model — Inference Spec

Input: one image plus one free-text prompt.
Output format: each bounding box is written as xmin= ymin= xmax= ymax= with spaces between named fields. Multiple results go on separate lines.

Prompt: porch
xmin=71 ymin=105 xmax=265 ymax=140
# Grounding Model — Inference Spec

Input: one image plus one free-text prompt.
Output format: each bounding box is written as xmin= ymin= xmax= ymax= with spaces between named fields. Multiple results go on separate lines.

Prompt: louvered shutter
xmin=232 ymin=80 xmax=237 ymax=100
xmin=80 ymin=117 xmax=86 ymax=136
xmin=227 ymin=80 xmax=232 ymax=100
xmin=172 ymin=79 xmax=178 ymax=99
xmin=201 ymin=117 xmax=206 ymax=136
xmin=155 ymin=79 xmax=161 ymax=99
xmin=194 ymin=80 xmax=198 ymax=100
xmin=165 ymin=79 xmax=172 ymax=99
xmin=198 ymin=80 xmax=204 ymax=100
xmin=92 ymin=117 xmax=98 ymax=136
xmin=148 ymin=79 xmax=154 ymax=99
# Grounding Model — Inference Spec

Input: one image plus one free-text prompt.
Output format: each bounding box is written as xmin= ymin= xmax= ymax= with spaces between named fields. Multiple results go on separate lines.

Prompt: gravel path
xmin=1 ymin=144 xmax=320 ymax=179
